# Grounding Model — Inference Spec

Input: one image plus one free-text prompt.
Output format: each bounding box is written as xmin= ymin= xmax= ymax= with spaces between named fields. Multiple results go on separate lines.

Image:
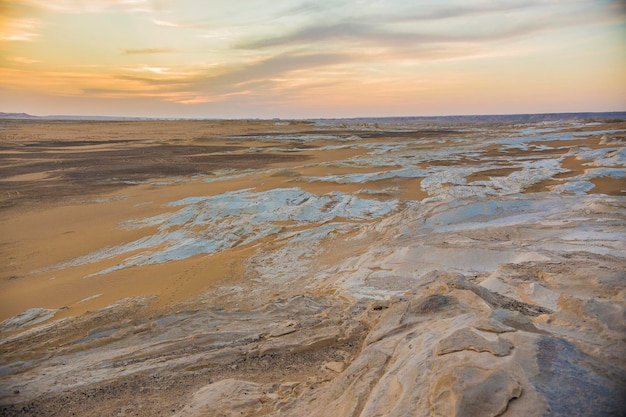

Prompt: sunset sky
xmin=1 ymin=0 xmax=625 ymax=118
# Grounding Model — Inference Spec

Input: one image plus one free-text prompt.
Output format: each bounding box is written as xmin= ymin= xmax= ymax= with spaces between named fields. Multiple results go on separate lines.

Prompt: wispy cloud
xmin=386 ymin=1 xmax=540 ymax=22
xmin=19 ymin=0 xmax=155 ymax=13
xmin=275 ymin=1 xmax=338 ymax=18
xmin=152 ymin=18 xmax=225 ymax=32
xmin=115 ymin=74 xmax=190 ymax=86
xmin=0 ymin=17 xmax=40 ymax=42
xmin=607 ymin=0 xmax=626 ymax=16
xmin=1 ymin=0 xmax=623 ymax=116
xmin=236 ymin=20 xmax=538 ymax=51
xmin=122 ymin=47 xmax=176 ymax=55
xmin=7 ymin=56 xmax=40 ymax=64
xmin=236 ymin=1 xmax=619 ymax=55
xmin=124 ymin=65 xmax=173 ymax=74
xmin=162 ymin=92 xmax=213 ymax=104
xmin=0 ymin=64 xmax=198 ymax=100
xmin=0 ymin=67 xmax=116 ymax=95
xmin=152 ymin=19 xmax=183 ymax=28
xmin=194 ymin=53 xmax=353 ymax=92
xmin=80 ymin=87 xmax=213 ymax=104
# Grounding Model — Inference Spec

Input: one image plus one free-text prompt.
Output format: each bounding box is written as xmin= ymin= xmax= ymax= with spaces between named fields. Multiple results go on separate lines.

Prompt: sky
xmin=0 ymin=0 xmax=625 ymax=118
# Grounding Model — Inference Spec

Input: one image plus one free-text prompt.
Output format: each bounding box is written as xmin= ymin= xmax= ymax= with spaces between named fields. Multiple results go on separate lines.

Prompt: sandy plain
xmin=0 ymin=118 xmax=625 ymax=416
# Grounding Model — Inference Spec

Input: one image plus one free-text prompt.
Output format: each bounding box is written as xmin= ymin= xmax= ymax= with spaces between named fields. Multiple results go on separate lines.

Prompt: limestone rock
xmin=0 ymin=308 xmax=57 ymax=332
xmin=436 ymin=328 xmax=513 ymax=357
xmin=490 ymin=308 xmax=544 ymax=333
xmin=431 ymin=368 xmax=522 ymax=417
xmin=407 ymin=294 xmax=456 ymax=316
xmin=474 ymin=317 xmax=517 ymax=333
xmin=532 ymin=336 xmax=626 ymax=416
xmin=324 ymin=361 xmax=345 ymax=373
xmin=173 ymin=379 xmax=264 ymax=417
xmin=268 ymin=320 xmax=299 ymax=337
xmin=585 ymin=298 xmax=626 ymax=333
xmin=459 ymin=370 xmax=522 ymax=417
xmin=449 ymin=275 xmax=498 ymax=305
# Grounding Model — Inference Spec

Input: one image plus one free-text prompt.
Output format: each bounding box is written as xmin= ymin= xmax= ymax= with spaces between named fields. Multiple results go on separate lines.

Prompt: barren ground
xmin=1 ymin=118 xmax=625 ymax=416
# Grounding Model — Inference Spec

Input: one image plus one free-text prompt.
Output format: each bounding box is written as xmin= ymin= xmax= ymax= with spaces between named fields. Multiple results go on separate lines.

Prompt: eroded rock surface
xmin=430 ymin=368 xmax=522 ymax=417
xmin=1 ymin=119 xmax=625 ymax=416
xmin=435 ymin=327 xmax=513 ymax=357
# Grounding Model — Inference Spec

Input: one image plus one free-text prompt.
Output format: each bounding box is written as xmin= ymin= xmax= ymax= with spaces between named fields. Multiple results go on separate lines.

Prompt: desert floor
xmin=1 ymin=118 xmax=625 ymax=416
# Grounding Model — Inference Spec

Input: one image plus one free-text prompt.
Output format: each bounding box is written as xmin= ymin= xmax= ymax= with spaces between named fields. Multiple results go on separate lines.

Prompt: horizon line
xmin=1 ymin=110 xmax=625 ymax=122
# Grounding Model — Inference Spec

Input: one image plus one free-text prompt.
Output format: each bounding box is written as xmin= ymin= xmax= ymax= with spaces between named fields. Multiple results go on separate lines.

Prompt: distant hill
xmin=0 ymin=113 xmax=150 ymax=121
xmin=0 ymin=112 xmax=40 ymax=119
xmin=1 ymin=111 xmax=624 ymax=123
xmin=42 ymin=115 xmax=151 ymax=121
xmin=317 ymin=112 xmax=626 ymax=125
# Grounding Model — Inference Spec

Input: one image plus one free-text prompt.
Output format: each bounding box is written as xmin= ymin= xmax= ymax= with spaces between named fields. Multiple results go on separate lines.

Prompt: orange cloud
xmin=0 ymin=17 xmax=40 ymax=41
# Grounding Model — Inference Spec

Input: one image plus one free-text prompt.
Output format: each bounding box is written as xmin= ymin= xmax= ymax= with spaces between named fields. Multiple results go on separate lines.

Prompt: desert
xmin=0 ymin=116 xmax=625 ymax=416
